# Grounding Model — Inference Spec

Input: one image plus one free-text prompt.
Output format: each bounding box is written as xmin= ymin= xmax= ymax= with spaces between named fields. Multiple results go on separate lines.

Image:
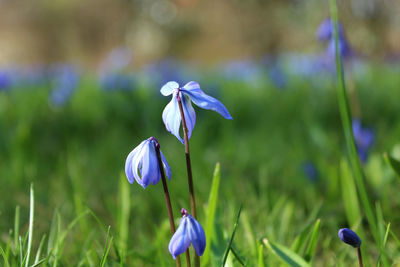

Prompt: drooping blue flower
xmin=352 ymin=119 xmax=374 ymax=163
xmin=338 ymin=228 xmax=362 ymax=247
xmin=316 ymin=18 xmax=345 ymax=42
xmin=169 ymin=208 xmax=206 ymax=259
xmin=161 ymin=81 xmax=232 ymax=143
xmin=125 ymin=137 xmax=171 ymax=189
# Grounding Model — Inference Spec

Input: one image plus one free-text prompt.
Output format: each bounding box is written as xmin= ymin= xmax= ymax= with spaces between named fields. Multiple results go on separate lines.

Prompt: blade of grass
xmin=383 ymin=152 xmax=400 ymax=178
xmin=375 ymin=203 xmax=389 ymax=267
xmin=14 ymin=206 xmax=20 ymax=255
xmin=0 ymin=246 xmax=11 ymax=267
xmin=230 ymin=245 xmax=246 ymax=266
xmin=25 ymin=184 xmax=34 ymax=267
xmin=304 ymin=219 xmax=320 ymax=262
xmin=34 ymin=235 xmax=46 ymax=265
xmin=262 ymin=238 xmax=310 ymax=267
xmin=340 ymin=159 xmax=362 ymax=228
xmin=221 ymin=204 xmax=242 ymax=267
xmin=329 ymin=0 xmax=378 ymax=245
xmin=117 ymin=172 xmax=130 ymax=261
xmin=99 ymin=226 xmax=113 ymax=267
xmin=257 ymin=241 xmax=264 ymax=267
xmin=203 ymin=162 xmax=221 ymax=266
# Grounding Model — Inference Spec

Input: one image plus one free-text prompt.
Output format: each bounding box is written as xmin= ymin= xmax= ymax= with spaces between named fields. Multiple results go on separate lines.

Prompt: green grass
xmin=1 ymin=55 xmax=400 ymax=265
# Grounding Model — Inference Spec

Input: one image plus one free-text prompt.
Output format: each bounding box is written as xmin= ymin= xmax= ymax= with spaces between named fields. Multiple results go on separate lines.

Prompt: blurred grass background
xmin=1 ymin=0 xmax=400 ymax=266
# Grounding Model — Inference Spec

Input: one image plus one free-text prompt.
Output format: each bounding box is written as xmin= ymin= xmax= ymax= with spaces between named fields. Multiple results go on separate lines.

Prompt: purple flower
xmin=352 ymin=119 xmax=374 ymax=163
xmin=161 ymin=81 xmax=232 ymax=143
xmin=49 ymin=64 xmax=79 ymax=106
xmin=168 ymin=208 xmax=206 ymax=259
xmin=302 ymin=161 xmax=319 ymax=182
xmin=125 ymin=137 xmax=171 ymax=189
xmin=316 ymin=18 xmax=352 ymax=60
xmin=338 ymin=228 xmax=362 ymax=247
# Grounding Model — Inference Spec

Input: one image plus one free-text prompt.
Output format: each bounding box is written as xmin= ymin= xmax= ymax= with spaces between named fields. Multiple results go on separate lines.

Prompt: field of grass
xmin=1 ymin=55 xmax=400 ymax=266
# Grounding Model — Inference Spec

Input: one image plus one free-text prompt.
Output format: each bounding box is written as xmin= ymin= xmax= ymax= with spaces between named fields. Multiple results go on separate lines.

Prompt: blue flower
xmin=161 ymin=81 xmax=233 ymax=143
xmin=302 ymin=161 xmax=319 ymax=183
xmin=125 ymin=137 xmax=171 ymax=189
xmin=352 ymin=119 xmax=374 ymax=163
xmin=49 ymin=64 xmax=79 ymax=106
xmin=338 ymin=228 xmax=362 ymax=247
xmin=316 ymin=18 xmax=352 ymax=60
xmin=168 ymin=208 xmax=206 ymax=259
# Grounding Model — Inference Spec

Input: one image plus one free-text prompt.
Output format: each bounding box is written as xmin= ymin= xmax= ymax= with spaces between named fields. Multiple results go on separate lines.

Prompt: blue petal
xmin=161 ymin=81 xmax=179 ymax=96
xmin=162 ymin=94 xmax=184 ymax=143
xmin=180 ymin=93 xmax=196 ymax=141
xmin=131 ymin=141 xmax=150 ymax=188
xmin=182 ymin=81 xmax=233 ymax=120
xmin=140 ymin=141 xmax=160 ymax=187
xmin=160 ymin=150 xmax=171 ymax=180
xmin=187 ymin=215 xmax=206 ymax=256
xmin=169 ymin=217 xmax=190 ymax=259
xmin=125 ymin=141 xmax=146 ymax=184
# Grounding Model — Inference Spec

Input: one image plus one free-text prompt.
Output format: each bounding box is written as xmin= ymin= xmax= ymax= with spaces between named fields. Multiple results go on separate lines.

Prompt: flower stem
xmin=357 ymin=247 xmax=363 ymax=267
xmin=154 ymin=140 xmax=182 ymax=267
xmin=176 ymin=90 xmax=200 ymax=267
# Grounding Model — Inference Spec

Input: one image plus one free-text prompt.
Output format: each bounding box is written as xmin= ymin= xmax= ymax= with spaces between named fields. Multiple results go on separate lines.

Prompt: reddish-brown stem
xmin=176 ymin=91 xmax=199 ymax=267
xmin=357 ymin=247 xmax=363 ymax=267
xmin=154 ymin=140 xmax=182 ymax=267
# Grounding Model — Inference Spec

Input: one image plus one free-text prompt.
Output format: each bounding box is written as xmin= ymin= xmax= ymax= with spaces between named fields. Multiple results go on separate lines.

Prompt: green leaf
xmin=340 ymin=159 xmax=361 ymax=228
xmin=117 ymin=172 xmax=130 ymax=259
xmin=383 ymin=152 xmax=400 ymax=178
xmin=221 ymin=204 xmax=242 ymax=267
xmin=203 ymin=163 xmax=221 ymax=266
xmin=304 ymin=219 xmax=320 ymax=262
xmin=263 ymin=238 xmax=310 ymax=267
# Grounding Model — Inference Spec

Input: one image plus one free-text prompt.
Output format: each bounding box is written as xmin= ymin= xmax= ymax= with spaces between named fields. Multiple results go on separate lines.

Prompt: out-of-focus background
xmin=1 ymin=0 xmax=400 ymax=266
xmin=0 ymin=0 xmax=399 ymax=66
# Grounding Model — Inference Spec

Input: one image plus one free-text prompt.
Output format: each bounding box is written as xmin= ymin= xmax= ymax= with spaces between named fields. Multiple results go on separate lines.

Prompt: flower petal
xmin=125 ymin=140 xmax=146 ymax=184
xmin=132 ymin=141 xmax=150 ymax=188
xmin=181 ymin=92 xmax=196 ymax=141
xmin=161 ymin=81 xmax=179 ymax=96
xmin=160 ymin=150 xmax=171 ymax=180
xmin=162 ymin=94 xmax=184 ymax=143
xmin=182 ymin=82 xmax=232 ymax=120
xmin=169 ymin=217 xmax=190 ymax=259
xmin=140 ymin=141 xmax=160 ymax=187
xmin=187 ymin=215 xmax=206 ymax=256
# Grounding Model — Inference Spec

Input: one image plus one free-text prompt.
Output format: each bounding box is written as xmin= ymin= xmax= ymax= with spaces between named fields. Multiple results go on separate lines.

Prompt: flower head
xmin=338 ymin=228 xmax=362 ymax=247
xmin=125 ymin=137 xmax=171 ymax=189
xmin=352 ymin=119 xmax=375 ymax=163
xmin=161 ymin=81 xmax=232 ymax=143
xmin=168 ymin=208 xmax=206 ymax=259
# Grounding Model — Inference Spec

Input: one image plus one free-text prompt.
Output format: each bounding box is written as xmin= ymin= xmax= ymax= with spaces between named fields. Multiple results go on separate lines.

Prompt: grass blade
xmin=117 ymin=172 xmax=130 ymax=261
xmin=25 ymin=184 xmax=34 ymax=267
xmin=304 ymin=219 xmax=320 ymax=262
xmin=203 ymin=162 xmax=221 ymax=266
xmin=257 ymin=241 xmax=264 ymax=267
xmin=0 ymin=246 xmax=11 ymax=267
xmin=221 ymin=204 xmax=242 ymax=267
xmin=340 ymin=159 xmax=361 ymax=228
xmin=329 ymin=0 xmax=378 ymax=245
xmin=263 ymin=238 xmax=309 ymax=267
xmin=14 ymin=206 xmax=20 ymax=255
xmin=34 ymin=235 xmax=46 ymax=265
xmin=99 ymin=226 xmax=113 ymax=267
xmin=383 ymin=152 xmax=400 ymax=178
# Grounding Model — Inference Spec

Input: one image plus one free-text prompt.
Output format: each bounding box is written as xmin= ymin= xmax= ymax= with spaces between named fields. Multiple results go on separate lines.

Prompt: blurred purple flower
xmin=0 ymin=70 xmax=12 ymax=91
xmin=168 ymin=208 xmax=206 ymax=259
xmin=161 ymin=81 xmax=232 ymax=143
xmin=338 ymin=228 xmax=362 ymax=247
xmin=49 ymin=64 xmax=79 ymax=106
xmin=316 ymin=18 xmax=352 ymax=60
xmin=302 ymin=161 xmax=319 ymax=182
xmin=125 ymin=137 xmax=171 ymax=189
xmin=352 ymin=119 xmax=374 ymax=163
xmin=100 ymin=73 xmax=135 ymax=91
